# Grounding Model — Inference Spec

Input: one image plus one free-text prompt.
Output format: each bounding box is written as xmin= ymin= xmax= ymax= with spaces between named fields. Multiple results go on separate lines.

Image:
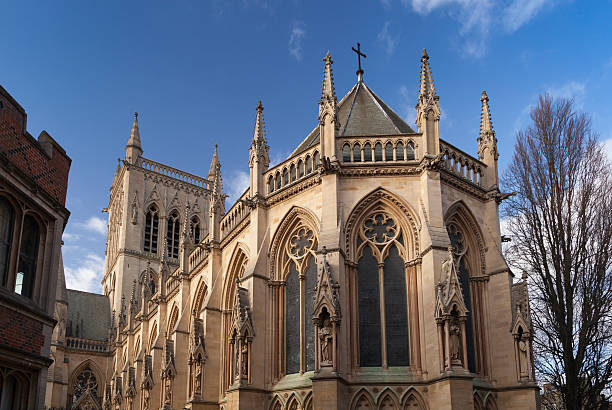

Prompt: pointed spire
xmin=253 ymin=100 xmax=266 ymax=144
xmin=208 ymin=144 xmax=220 ymax=180
xmin=480 ymin=90 xmax=494 ymax=136
xmin=321 ymin=52 xmax=337 ymax=104
xmin=419 ymin=49 xmax=436 ymax=100
xmin=125 ymin=112 xmax=143 ymax=163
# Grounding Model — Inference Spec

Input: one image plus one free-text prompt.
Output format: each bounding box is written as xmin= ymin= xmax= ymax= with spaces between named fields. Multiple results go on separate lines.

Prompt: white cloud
xmin=62 ymin=232 xmax=81 ymax=242
xmin=402 ymin=0 xmax=555 ymax=57
xmin=289 ymin=21 xmax=306 ymax=61
xmin=503 ymin=0 xmax=550 ymax=32
xmin=77 ymin=216 xmax=107 ymax=236
xmin=226 ymin=170 xmax=251 ymax=206
xmin=64 ymin=253 xmax=105 ymax=293
xmin=545 ymin=80 xmax=587 ymax=109
xmin=380 ymin=0 xmax=393 ymax=9
xmin=378 ymin=21 xmax=399 ymax=56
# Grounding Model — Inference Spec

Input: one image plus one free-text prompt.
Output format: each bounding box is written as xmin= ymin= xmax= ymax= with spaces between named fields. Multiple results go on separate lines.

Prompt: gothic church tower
xmin=101 ymin=113 xmax=215 ymax=316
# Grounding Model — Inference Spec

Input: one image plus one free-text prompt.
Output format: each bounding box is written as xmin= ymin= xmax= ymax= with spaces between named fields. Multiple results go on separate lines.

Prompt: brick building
xmin=0 ymin=84 xmax=71 ymax=409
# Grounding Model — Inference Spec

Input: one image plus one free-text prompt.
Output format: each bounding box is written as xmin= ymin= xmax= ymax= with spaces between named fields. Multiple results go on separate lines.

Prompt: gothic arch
xmin=168 ymin=304 xmax=179 ymax=334
xmin=303 ymin=392 xmax=313 ymax=410
xmin=149 ymin=321 xmax=158 ymax=351
xmin=473 ymin=391 xmax=484 ymax=410
xmin=192 ymin=278 xmax=209 ymax=318
xmin=444 ymin=200 xmax=486 ymax=276
xmin=269 ymin=206 xmax=320 ymax=280
xmin=483 ymin=392 xmax=498 ymax=410
xmin=68 ymin=359 xmax=104 ymax=406
xmin=269 ymin=395 xmax=285 ymax=410
xmin=222 ymin=242 xmax=250 ymax=311
xmin=286 ymin=392 xmax=302 ymax=409
xmin=376 ymin=387 xmax=400 ymax=409
xmin=345 ymin=187 xmax=421 ymax=262
xmin=401 ymin=387 xmax=427 ymax=409
xmin=350 ymin=388 xmax=376 ymax=410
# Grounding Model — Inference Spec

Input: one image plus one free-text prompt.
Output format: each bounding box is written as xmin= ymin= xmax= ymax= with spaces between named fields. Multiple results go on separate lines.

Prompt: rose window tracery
xmin=73 ymin=368 xmax=98 ymax=401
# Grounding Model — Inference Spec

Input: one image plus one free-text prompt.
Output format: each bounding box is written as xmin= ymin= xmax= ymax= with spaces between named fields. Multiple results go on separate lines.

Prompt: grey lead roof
xmin=66 ymin=289 xmax=111 ymax=341
xmin=290 ymin=80 xmax=416 ymax=157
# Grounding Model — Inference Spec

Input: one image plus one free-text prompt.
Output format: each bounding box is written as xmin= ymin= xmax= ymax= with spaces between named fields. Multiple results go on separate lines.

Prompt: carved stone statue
xmin=164 ymin=378 xmax=172 ymax=404
xmin=240 ymin=342 xmax=249 ymax=378
xmin=519 ymin=338 xmax=529 ymax=377
xmin=319 ymin=317 xmax=332 ymax=365
xmin=194 ymin=359 xmax=202 ymax=394
xmin=449 ymin=323 xmax=462 ymax=365
xmin=131 ymin=202 xmax=138 ymax=225
xmin=142 ymin=389 xmax=150 ymax=410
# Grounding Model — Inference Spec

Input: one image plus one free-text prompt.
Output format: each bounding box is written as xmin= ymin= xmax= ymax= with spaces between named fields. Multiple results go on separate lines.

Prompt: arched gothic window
xmin=396 ymin=141 xmax=405 ymax=161
xmin=290 ymin=164 xmax=297 ymax=182
xmin=144 ymin=205 xmax=159 ymax=254
xmin=15 ymin=215 xmax=40 ymax=298
xmin=374 ymin=143 xmax=383 ymax=161
xmin=356 ymin=209 xmax=410 ymax=367
xmin=166 ymin=210 xmax=180 ymax=259
xmin=283 ymin=226 xmax=317 ymax=375
xmin=363 ymin=143 xmax=372 ymax=162
xmin=406 ymin=141 xmax=415 ymax=160
xmin=72 ymin=367 xmax=98 ymax=404
xmin=342 ymin=144 xmax=351 ymax=162
xmin=297 ymin=160 xmax=304 ymax=178
xmin=268 ymin=176 xmax=274 ymax=193
xmin=2 ymin=370 xmax=30 ymax=409
xmin=446 ymin=222 xmax=477 ymax=373
xmin=385 ymin=142 xmax=393 ymax=161
xmin=191 ymin=216 xmax=201 ymax=243
xmin=275 ymin=172 xmax=281 ymax=190
xmin=313 ymin=151 xmax=320 ymax=169
xmin=305 ymin=156 xmax=312 ymax=174
xmin=353 ymin=143 xmax=361 ymax=162
xmin=0 ymin=197 xmax=14 ymax=287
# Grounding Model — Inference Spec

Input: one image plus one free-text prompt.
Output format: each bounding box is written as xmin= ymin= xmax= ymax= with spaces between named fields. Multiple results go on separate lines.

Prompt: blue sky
xmin=1 ymin=0 xmax=611 ymax=293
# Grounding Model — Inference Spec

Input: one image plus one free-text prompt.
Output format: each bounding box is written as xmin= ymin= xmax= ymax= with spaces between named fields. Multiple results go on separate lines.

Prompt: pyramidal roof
xmin=291 ymin=79 xmax=415 ymax=156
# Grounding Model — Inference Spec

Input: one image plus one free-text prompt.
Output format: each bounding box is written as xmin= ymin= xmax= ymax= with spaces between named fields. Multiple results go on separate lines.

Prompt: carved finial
xmin=422 ymin=48 xmax=429 ymax=60
xmin=419 ymin=48 xmax=436 ymax=98
xmin=480 ymin=90 xmax=494 ymax=135
xmin=253 ymin=100 xmax=266 ymax=143
xmin=321 ymin=52 xmax=337 ymax=102
xmin=478 ymin=90 xmax=498 ymax=162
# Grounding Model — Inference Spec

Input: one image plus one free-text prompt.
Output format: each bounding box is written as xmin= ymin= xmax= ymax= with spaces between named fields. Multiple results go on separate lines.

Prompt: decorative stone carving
xmin=228 ymin=282 xmax=254 ymax=386
xmin=435 ymin=246 xmax=469 ymax=372
xmin=189 ymin=314 xmax=207 ymax=400
xmin=160 ymin=339 xmax=176 ymax=409
xmin=312 ymin=248 xmax=341 ymax=371
xmin=511 ymin=272 xmax=534 ymax=382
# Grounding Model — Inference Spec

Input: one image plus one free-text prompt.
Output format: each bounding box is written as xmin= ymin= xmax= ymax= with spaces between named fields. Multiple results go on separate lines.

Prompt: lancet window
xmin=166 ymin=210 xmax=180 ymax=259
xmin=143 ymin=205 xmax=159 ymax=254
xmin=343 ymin=143 xmax=351 ymax=162
xmin=283 ymin=226 xmax=317 ymax=374
xmin=356 ymin=208 xmax=410 ymax=367
xmin=446 ymin=222 xmax=477 ymax=373
xmin=191 ymin=216 xmax=201 ymax=243
xmin=374 ymin=142 xmax=383 ymax=161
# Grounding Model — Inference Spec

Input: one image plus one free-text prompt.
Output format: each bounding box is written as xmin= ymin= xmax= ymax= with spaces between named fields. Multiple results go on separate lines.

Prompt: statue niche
xmin=312 ymin=248 xmax=341 ymax=372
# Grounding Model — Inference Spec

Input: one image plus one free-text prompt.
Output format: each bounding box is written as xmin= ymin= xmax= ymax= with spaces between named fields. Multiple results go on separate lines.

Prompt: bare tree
xmin=503 ymin=94 xmax=612 ymax=409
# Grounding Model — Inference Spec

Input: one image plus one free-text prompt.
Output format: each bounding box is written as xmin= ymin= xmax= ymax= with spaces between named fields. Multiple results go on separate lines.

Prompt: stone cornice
xmin=440 ymin=169 xmax=488 ymax=201
xmin=265 ymin=173 xmax=321 ymax=206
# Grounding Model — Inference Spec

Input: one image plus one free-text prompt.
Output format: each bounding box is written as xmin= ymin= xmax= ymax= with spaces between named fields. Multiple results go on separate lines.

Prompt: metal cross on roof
xmin=352 ymin=43 xmax=366 ymax=75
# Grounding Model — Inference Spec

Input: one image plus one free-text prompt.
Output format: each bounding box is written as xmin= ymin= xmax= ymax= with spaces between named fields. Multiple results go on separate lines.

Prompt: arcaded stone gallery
xmin=45 ymin=50 xmax=538 ymax=409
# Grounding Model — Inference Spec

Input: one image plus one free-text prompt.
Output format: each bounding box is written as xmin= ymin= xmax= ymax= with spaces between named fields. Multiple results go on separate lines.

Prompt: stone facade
xmin=0 ymin=84 xmax=71 ymax=409
xmin=45 ymin=49 xmax=538 ymax=410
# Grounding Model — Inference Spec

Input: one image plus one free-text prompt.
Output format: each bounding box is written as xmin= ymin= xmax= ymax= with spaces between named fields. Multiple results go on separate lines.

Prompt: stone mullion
xmin=348 ymin=263 xmax=359 ymax=372
xmin=299 ymin=271 xmax=305 ymax=374
xmin=378 ymin=262 xmax=387 ymax=368
xmin=407 ymin=262 xmax=421 ymax=370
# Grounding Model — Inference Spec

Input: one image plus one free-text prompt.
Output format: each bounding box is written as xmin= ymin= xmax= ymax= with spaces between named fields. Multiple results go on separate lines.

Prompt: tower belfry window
xmin=191 ymin=216 xmax=201 ymax=243
xmin=144 ymin=205 xmax=159 ymax=254
xmin=167 ymin=210 xmax=180 ymax=259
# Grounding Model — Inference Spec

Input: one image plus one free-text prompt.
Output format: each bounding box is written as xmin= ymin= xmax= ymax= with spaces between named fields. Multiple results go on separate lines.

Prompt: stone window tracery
xmin=282 ymin=225 xmax=318 ymax=375
xmin=15 ymin=215 xmax=40 ymax=298
xmin=191 ymin=215 xmax=201 ymax=244
xmin=0 ymin=197 xmax=14 ymax=288
xmin=143 ymin=205 xmax=159 ymax=254
xmin=356 ymin=208 xmax=410 ymax=367
xmin=167 ymin=210 xmax=180 ymax=259
xmin=73 ymin=367 xmax=98 ymax=403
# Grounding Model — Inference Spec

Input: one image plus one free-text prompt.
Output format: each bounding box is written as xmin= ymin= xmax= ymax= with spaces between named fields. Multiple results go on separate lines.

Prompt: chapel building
xmin=45 ymin=49 xmax=538 ymax=410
